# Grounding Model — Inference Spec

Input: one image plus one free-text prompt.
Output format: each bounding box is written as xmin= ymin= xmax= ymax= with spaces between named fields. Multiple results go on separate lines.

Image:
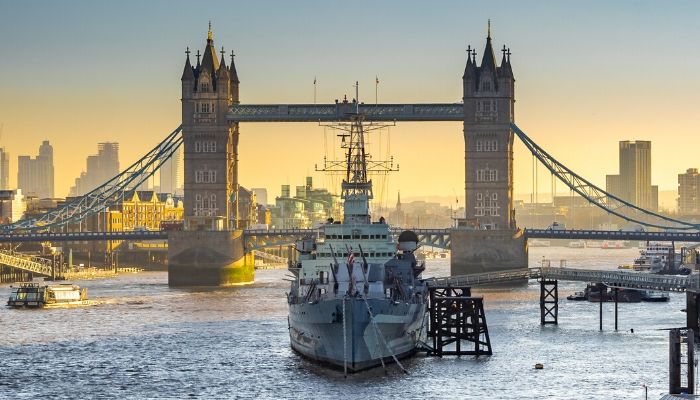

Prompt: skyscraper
xmin=606 ymin=141 xmax=657 ymax=211
xmin=678 ymin=168 xmax=700 ymax=215
xmin=0 ymin=147 xmax=9 ymax=190
xmin=17 ymin=140 xmax=54 ymax=198
xmin=159 ymin=146 xmax=183 ymax=195
xmin=619 ymin=140 xmax=652 ymax=210
xmin=69 ymin=142 xmax=120 ymax=196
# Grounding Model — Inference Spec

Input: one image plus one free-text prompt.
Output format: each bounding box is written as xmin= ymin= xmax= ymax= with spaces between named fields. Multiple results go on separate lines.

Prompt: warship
xmin=287 ymin=106 xmax=428 ymax=373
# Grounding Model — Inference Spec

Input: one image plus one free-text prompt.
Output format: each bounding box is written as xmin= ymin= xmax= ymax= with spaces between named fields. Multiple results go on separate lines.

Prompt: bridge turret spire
xmin=229 ymin=51 xmax=239 ymax=84
xmin=217 ymin=47 xmax=230 ymax=80
xmin=463 ymin=45 xmax=476 ymax=80
xmin=480 ymin=22 xmax=498 ymax=77
xmin=181 ymin=47 xmax=195 ymax=81
xmin=200 ymin=26 xmax=219 ymax=79
xmin=499 ymin=46 xmax=514 ymax=79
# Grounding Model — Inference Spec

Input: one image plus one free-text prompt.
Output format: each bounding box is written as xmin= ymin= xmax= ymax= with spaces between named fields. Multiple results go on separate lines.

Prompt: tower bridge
xmin=1 ymin=25 xmax=699 ymax=287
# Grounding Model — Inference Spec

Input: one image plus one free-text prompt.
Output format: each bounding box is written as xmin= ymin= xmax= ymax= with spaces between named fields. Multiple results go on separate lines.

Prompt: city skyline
xmin=1 ymin=1 xmax=699 ymax=201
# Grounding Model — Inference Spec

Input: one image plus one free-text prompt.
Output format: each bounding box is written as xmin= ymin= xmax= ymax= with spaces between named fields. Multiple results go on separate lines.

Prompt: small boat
xmin=617 ymin=264 xmax=633 ymax=270
xmin=7 ymin=282 xmax=88 ymax=308
xmin=566 ymin=291 xmax=586 ymax=301
xmin=641 ymin=291 xmax=670 ymax=302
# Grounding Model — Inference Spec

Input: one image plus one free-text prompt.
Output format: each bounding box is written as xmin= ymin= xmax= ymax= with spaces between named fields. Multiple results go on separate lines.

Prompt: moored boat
xmin=287 ymin=113 xmax=427 ymax=373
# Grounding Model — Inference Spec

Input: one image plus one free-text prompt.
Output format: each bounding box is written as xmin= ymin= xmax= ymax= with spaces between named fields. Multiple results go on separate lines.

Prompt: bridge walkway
xmin=0 ymin=250 xmax=54 ymax=277
xmin=425 ymin=267 xmax=699 ymax=293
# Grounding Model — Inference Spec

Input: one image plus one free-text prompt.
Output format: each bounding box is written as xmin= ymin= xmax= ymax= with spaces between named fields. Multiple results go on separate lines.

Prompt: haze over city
xmin=1 ymin=0 xmax=699 ymax=204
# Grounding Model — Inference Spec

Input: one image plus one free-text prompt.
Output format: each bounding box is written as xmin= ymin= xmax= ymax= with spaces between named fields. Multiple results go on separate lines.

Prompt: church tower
xmin=462 ymin=22 xmax=515 ymax=230
xmin=181 ymin=24 xmax=240 ymax=230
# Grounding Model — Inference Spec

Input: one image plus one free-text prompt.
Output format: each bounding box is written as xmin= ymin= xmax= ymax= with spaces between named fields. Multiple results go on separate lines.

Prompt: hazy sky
xmin=1 ymin=0 xmax=699 ymax=206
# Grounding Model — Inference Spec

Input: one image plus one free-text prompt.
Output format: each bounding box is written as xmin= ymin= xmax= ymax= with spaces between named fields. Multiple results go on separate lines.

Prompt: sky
xmin=0 ymin=0 xmax=699 ymax=207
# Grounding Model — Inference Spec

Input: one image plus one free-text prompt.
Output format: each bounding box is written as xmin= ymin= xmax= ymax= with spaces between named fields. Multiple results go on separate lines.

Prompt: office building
xmin=69 ymin=142 xmax=120 ymax=196
xmin=17 ymin=140 xmax=54 ymax=198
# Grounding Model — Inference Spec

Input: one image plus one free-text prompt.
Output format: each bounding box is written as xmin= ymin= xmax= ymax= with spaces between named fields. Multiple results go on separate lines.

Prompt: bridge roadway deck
xmin=0 ymin=231 xmax=168 ymax=243
xmin=425 ymin=267 xmax=700 ymax=292
xmin=524 ymin=229 xmax=700 ymax=242
xmin=1 ymin=228 xmax=698 ymax=245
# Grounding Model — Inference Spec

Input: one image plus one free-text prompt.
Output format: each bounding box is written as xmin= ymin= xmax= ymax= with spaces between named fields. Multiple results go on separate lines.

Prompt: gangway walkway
xmin=251 ymin=250 xmax=288 ymax=265
xmin=0 ymin=250 xmax=53 ymax=277
xmin=425 ymin=267 xmax=700 ymax=293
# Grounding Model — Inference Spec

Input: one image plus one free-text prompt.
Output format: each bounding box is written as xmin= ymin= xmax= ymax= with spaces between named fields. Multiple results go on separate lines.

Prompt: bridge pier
xmin=427 ymin=286 xmax=492 ymax=357
xmin=539 ymin=279 xmax=558 ymax=325
xmin=669 ymin=328 xmax=695 ymax=395
xmin=613 ymin=288 xmax=619 ymax=331
xmin=168 ymin=230 xmax=254 ymax=286
xmin=450 ymin=229 xmax=528 ymax=276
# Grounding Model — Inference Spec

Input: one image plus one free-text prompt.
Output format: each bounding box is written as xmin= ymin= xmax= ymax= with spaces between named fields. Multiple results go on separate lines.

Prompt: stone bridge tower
xmin=169 ymin=26 xmax=252 ymax=287
xmin=451 ymin=24 xmax=527 ymax=276
xmin=462 ymin=24 xmax=515 ymax=230
xmin=180 ymin=24 xmax=240 ymax=231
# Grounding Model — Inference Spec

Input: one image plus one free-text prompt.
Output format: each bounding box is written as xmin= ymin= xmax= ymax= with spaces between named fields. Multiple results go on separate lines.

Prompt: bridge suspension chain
xmin=511 ymin=123 xmax=699 ymax=231
xmin=2 ymin=125 xmax=183 ymax=232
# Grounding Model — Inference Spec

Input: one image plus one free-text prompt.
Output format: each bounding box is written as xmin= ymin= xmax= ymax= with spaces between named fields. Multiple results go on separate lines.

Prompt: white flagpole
xmin=375 ymin=76 xmax=378 ymax=105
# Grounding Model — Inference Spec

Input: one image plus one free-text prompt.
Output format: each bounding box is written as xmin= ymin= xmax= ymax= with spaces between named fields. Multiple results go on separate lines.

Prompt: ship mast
xmin=316 ymin=84 xmax=397 ymax=223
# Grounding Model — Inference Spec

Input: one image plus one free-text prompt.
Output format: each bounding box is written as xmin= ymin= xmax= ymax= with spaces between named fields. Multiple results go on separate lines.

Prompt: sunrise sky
xmin=1 ymin=0 xmax=699 ymax=207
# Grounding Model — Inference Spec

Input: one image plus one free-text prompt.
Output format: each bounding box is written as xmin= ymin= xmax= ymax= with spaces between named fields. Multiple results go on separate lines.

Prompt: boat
xmin=633 ymin=242 xmax=682 ymax=274
xmin=566 ymin=291 xmax=586 ymax=301
xmin=641 ymin=291 xmax=670 ymax=302
xmin=287 ymin=113 xmax=427 ymax=373
xmin=7 ymin=282 xmax=88 ymax=308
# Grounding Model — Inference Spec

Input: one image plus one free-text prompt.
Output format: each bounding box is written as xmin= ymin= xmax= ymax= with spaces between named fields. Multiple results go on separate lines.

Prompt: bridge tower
xmin=462 ymin=23 xmax=515 ymax=230
xmin=168 ymin=25 xmax=253 ymax=286
xmin=180 ymin=24 xmax=240 ymax=231
xmin=451 ymin=24 xmax=527 ymax=275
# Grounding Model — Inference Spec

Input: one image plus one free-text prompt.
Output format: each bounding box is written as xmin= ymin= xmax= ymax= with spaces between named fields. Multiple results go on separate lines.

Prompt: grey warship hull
xmin=288 ymin=297 xmax=425 ymax=372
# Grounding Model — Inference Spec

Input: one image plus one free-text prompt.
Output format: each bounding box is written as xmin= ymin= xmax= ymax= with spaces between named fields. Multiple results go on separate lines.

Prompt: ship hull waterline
xmin=288 ymin=296 xmax=426 ymax=372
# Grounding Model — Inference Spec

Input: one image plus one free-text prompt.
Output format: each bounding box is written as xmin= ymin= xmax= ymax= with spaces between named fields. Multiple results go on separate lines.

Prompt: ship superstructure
xmin=287 ymin=104 xmax=427 ymax=373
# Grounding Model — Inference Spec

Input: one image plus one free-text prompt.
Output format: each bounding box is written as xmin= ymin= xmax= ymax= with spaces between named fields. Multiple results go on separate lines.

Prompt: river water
xmin=0 ymin=247 xmax=689 ymax=399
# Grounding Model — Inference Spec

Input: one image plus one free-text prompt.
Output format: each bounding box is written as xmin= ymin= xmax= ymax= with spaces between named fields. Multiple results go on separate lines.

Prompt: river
xmin=0 ymin=247 xmax=689 ymax=399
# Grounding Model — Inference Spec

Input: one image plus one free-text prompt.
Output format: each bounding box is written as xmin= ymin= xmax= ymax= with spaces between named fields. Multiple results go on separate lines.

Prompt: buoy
xmin=534 ymin=363 xmax=544 ymax=370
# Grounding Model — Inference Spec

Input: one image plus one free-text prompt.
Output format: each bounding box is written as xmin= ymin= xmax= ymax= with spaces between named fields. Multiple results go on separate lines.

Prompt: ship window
xmin=343 ymin=235 xmax=350 ymax=240
xmin=362 ymin=235 xmax=368 ymax=239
